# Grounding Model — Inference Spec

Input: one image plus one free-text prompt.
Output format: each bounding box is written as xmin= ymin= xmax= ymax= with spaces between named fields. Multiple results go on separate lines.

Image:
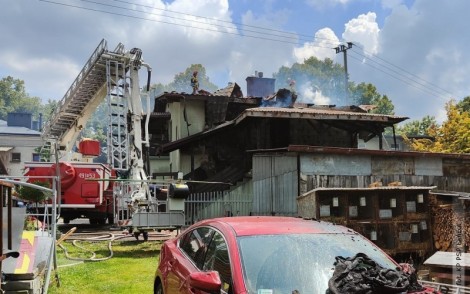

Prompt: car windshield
xmin=238 ymin=233 xmax=397 ymax=294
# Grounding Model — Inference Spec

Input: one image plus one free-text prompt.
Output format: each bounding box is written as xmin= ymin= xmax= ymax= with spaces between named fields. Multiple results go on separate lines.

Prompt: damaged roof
xmin=213 ymin=82 xmax=243 ymax=98
xmin=235 ymin=106 xmax=408 ymax=125
xmin=158 ymin=105 xmax=408 ymax=154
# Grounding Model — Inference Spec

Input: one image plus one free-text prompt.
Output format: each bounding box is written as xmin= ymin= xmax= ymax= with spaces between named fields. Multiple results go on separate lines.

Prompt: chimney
xmin=7 ymin=113 xmax=32 ymax=129
xmin=246 ymin=71 xmax=275 ymax=97
xmin=39 ymin=113 xmax=43 ymax=132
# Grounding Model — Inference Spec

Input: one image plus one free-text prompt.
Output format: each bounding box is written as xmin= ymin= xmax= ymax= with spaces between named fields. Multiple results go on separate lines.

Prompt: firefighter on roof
xmin=191 ymin=71 xmax=199 ymax=94
xmin=288 ymin=79 xmax=298 ymax=106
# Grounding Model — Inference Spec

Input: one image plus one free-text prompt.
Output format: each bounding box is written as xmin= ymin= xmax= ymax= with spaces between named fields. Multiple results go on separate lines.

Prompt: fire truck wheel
xmin=143 ymin=232 xmax=149 ymax=241
xmin=63 ymin=218 xmax=70 ymax=224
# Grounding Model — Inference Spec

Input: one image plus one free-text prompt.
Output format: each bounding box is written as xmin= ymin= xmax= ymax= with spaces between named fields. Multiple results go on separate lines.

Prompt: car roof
xmin=196 ymin=216 xmax=357 ymax=237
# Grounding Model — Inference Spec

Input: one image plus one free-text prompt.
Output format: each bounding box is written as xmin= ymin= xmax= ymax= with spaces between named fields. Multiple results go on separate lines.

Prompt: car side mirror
xmin=188 ymin=271 xmax=222 ymax=293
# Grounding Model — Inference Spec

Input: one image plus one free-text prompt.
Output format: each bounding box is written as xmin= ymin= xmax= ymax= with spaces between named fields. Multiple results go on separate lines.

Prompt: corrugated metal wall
xmin=185 ymin=179 xmax=253 ymax=225
xmin=184 ymin=152 xmax=469 ymax=224
xmin=252 ymin=154 xmax=298 ymax=216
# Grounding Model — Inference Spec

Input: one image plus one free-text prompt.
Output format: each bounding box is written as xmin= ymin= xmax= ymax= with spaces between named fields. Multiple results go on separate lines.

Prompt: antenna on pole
xmin=334 ymin=42 xmax=354 ymax=105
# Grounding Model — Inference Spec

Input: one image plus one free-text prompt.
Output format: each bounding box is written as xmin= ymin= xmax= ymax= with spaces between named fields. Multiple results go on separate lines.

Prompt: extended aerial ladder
xmin=39 ymin=39 xmax=186 ymax=230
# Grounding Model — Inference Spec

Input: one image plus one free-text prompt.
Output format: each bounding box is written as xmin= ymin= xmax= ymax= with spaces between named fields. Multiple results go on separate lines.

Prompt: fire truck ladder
xmin=106 ymin=60 xmax=129 ymax=172
xmin=40 ymin=39 xmax=126 ymax=158
xmin=106 ymin=59 xmax=134 ymax=224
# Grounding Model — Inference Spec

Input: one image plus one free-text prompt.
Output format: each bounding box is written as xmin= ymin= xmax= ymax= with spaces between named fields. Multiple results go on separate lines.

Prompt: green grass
xmin=48 ymin=239 xmax=162 ymax=294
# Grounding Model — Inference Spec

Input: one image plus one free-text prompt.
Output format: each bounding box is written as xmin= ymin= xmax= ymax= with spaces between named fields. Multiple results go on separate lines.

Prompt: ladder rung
xmin=109 ymin=93 xmax=124 ymax=98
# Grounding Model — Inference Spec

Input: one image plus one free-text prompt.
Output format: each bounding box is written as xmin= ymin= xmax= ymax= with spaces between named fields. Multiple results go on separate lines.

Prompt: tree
xmin=0 ymin=76 xmax=42 ymax=120
xmin=350 ymin=82 xmax=395 ymax=115
xmin=397 ymin=115 xmax=437 ymax=136
xmin=457 ymin=96 xmax=470 ymax=113
xmin=272 ymin=57 xmax=395 ymax=114
xmin=165 ymin=64 xmax=218 ymax=94
xmin=273 ymin=57 xmax=346 ymax=105
xmin=409 ymin=101 xmax=470 ymax=153
xmin=40 ymin=99 xmax=59 ymax=124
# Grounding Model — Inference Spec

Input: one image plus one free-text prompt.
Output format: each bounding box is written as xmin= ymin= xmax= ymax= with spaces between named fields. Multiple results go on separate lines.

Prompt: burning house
xmin=146 ymin=72 xmax=470 ymax=263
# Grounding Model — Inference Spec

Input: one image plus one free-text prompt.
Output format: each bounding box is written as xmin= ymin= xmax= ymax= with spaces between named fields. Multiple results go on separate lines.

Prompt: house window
xmin=11 ymin=153 xmax=21 ymax=162
xmin=32 ymin=153 xmax=41 ymax=162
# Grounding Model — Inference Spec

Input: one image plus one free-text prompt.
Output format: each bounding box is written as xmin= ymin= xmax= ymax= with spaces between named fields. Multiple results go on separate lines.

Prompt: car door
xmin=167 ymin=227 xmax=215 ymax=293
xmin=202 ymin=231 xmax=233 ymax=294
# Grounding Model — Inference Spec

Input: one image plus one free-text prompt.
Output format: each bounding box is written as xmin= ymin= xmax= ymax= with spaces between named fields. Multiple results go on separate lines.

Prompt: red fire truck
xmin=24 ymin=160 xmax=114 ymax=224
xmin=23 ymin=40 xmax=187 ymax=230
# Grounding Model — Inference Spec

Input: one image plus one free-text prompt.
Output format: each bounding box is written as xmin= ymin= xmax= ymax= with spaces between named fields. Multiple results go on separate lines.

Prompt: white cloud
xmin=357 ymin=0 xmax=470 ymax=122
xmin=0 ymin=51 xmax=80 ymax=100
xmin=293 ymin=28 xmax=340 ymax=62
xmin=2 ymin=0 xmax=470 ymax=124
xmin=225 ymin=8 xmax=295 ymax=86
xmin=380 ymin=0 xmax=404 ymax=9
xmin=306 ymin=0 xmax=351 ymax=9
xmin=343 ymin=12 xmax=380 ymax=55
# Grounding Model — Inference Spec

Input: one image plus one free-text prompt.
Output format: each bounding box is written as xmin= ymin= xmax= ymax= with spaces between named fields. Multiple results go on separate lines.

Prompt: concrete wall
xmin=251 ymin=152 xmax=470 ymax=215
xmin=168 ymin=100 xmax=206 ymax=174
xmin=0 ymin=135 xmax=42 ymax=177
xmin=299 ymin=153 xmax=468 ymax=194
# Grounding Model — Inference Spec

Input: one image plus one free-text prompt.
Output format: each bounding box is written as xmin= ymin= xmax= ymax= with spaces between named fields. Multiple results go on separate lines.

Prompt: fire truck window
xmin=203 ymin=232 xmax=232 ymax=294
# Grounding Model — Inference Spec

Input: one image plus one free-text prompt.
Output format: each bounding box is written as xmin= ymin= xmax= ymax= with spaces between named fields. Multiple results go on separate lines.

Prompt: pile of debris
xmin=326 ymin=253 xmax=438 ymax=294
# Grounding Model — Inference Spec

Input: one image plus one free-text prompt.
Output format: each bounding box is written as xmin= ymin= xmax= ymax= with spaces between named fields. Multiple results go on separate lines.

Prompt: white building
xmin=0 ymin=113 xmax=43 ymax=177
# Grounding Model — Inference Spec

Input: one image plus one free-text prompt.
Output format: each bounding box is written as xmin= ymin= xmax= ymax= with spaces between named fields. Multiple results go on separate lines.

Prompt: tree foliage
xmin=408 ymin=101 xmax=470 ymax=153
xmin=273 ymin=57 xmax=346 ymax=105
xmin=165 ymin=64 xmax=218 ymax=94
xmin=350 ymin=82 xmax=395 ymax=115
xmin=397 ymin=115 xmax=437 ymax=136
xmin=41 ymin=99 xmax=59 ymax=124
xmin=18 ymin=181 xmax=51 ymax=203
xmin=457 ymin=96 xmax=470 ymax=113
xmin=0 ymin=76 xmax=43 ymax=120
xmin=272 ymin=57 xmax=395 ymax=114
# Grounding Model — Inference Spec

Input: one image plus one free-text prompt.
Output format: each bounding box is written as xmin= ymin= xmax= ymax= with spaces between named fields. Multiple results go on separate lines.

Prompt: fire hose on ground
xmin=56 ymin=227 xmax=172 ymax=265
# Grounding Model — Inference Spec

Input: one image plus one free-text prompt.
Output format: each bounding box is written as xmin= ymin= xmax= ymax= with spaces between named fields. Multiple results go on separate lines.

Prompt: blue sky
xmin=1 ymin=0 xmax=468 ymax=122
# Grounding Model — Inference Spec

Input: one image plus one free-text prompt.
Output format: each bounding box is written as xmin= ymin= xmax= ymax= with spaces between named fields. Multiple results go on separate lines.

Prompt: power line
xmin=78 ymin=0 xmax=328 ymax=45
xmin=350 ymin=46 xmax=453 ymax=97
xmin=80 ymin=0 xmax=342 ymax=47
xmin=39 ymin=0 xmax=336 ymax=49
xmin=347 ymin=53 xmax=448 ymax=101
xmin=82 ymin=0 xmax=457 ymax=99
xmin=111 ymin=0 xmax=336 ymax=43
xmin=38 ymin=0 xmax=455 ymax=101
xmin=107 ymin=0 xmax=455 ymax=100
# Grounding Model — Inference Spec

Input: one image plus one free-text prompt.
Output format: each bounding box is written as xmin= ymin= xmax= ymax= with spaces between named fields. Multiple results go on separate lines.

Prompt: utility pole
xmin=334 ymin=42 xmax=353 ymax=105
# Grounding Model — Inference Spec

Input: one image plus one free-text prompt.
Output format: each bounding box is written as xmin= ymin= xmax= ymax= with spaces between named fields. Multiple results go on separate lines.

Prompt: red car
xmin=154 ymin=216 xmax=435 ymax=294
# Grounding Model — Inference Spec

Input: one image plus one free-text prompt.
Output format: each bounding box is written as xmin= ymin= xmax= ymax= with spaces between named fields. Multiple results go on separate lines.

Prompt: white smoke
xmin=298 ymin=82 xmax=332 ymax=105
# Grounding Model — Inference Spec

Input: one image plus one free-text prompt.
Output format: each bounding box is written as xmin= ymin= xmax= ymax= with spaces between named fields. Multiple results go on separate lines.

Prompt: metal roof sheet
xmin=305 ymin=186 xmax=437 ymax=193
xmin=424 ymin=251 xmax=470 ymax=268
xmin=235 ymin=107 xmax=408 ymax=124
xmin=286 ymin=145 xmax=470 ymax=159
xmin=0 ymin=147 xmax=13 ymax=152
xmin=0 ymin=126 xmax=41 ymax=136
